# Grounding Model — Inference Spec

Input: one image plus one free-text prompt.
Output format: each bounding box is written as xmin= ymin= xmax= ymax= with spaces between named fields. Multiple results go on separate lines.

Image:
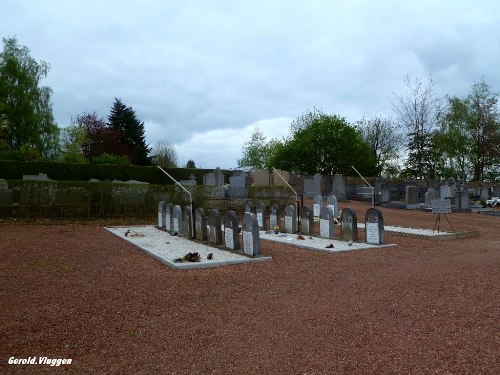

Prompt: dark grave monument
xmin=299 ymin=206 xmax=314 ymax=235
xmin=319 ymin=206 xmax=335 ymax=239
xmin=158 ymin=201 xmax=166 ymax=228
xmin=326 ymin=195 xmax=338 ymax=217
xmin=256 ymin=202 xmax=266 ymax=229
xmin=313 ymin=194 xmax=323 ymax=218
xmin=224 ymin=210 xmax=240 ymax=250
xmin=165 ymin=203 xmax=173 ymax=231
xmin=208 ymin=209 xmax=223 ymax=245
xmin=242 ymin=212 xmax=260 ymax=256
xmin=340 ymin=207 xmax=358 ymax=241
xmin=284 ymin=204 xmax=297 ymax=233
xmin=172 ymin=205 xmax=183 ymax=236
xmin=269 ymin=204 xmax=280 ymax=230
xmin=183 ymin=206 xmax=195 ymax=239
xmin=195 ymin=207 xmax=208 ymax=241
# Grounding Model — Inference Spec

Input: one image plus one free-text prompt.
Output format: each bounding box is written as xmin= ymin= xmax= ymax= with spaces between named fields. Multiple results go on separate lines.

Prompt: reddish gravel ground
xmin=0 ymin=200 xmax=499 ymax=374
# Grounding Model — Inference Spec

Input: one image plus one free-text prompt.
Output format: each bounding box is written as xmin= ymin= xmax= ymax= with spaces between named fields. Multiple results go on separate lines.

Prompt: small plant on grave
xmin=174 ymin=252 xmax=201 ymax=263
xmin=273 ymin=225 xmax=280 ymax=234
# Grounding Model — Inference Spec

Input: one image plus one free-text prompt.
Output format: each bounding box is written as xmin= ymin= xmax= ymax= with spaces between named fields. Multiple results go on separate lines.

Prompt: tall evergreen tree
xmin=108 ymin=98 xmax=150 ymax=165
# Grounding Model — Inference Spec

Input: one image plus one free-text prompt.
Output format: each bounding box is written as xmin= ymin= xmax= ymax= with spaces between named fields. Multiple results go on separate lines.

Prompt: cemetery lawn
xmin=1 ymin=201 xmax=499 ymax=375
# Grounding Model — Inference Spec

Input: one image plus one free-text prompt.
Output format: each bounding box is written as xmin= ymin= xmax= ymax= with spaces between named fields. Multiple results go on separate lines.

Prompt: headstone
xmin=456 ymin=189 xmax=470 ymax=210
xmin=431 ymin=199 xmax=452 ymax=214
xmin=165 ymin=203 xmax=173 ymax=231
xmin=256 ymin=202 xmax=266 ymax=229
xmin=375 ymin=180 xmax=391 ymax=204
xmin=242 ymin=212 xmax=260 ymax=256
xmin=406 ymin=186 xmax=418 ymax=206
xmin=245 ymin=201 xmax=253 ymax=213
xmin=269 ymin=204 xmax=281 ymax=230
xmin=313 ymin=195 xmax=323 ymax=218
xmin=214 ymin=167 xmax=224 ymax=187
xmin=480 ymin=188 xmax=489 ymax=200
xmin=284 ymin=205 xmax=297 ymax=233
xmin=326 ymin=195 xmax=339 ymax=217
xmin=425 ymin=186 xmax=439 ymax=206
xmin=299 ymin=206 xmax=314 ymax=235
xmin=195 ymin=207 xmax=208 ymax=241
xmin=224 ymin=211 xmax=240 ymax=250
xmin=340 ymin=207 xmax=358 ymax=241
xmin=272 ymin=169 xmax=290 ymax=187
xmin=172 ymin=205 xmax=183 ymax=236
xmin=22 ymin=173 xmax=51 ymax=181
xmin=203 ymin=173 xmax=216 ymax=186
xmin=331 ymin=174 xmax=347 ymax=200
xmin=158 ymin=201 xmax=166 ymax=228
xmin=183 ymin=206 xmax=195 ymax=239
xmin=440 ymin=185 xmax=452 ymax=199
xmin=208 ymin=209 xmax=223 ymax=245
xmin=319 ymin=206 xmax=335 ymax=239
xmin=304 ymin=173 xmax=322 ymax=198
xmin=365 ymin=208 xmax=384 ymax=245
xmin=229 ymin=172 xmax=246 ymax=189
xmin=251 ymin=169 xmax=270 ymax=186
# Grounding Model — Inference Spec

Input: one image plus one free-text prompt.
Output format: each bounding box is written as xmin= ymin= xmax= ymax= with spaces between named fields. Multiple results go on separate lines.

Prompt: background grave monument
xmin=256 ymin=202 xmax=266 ymax=229
xmin=165 ymin=203 xmax=173 ymax=231
xmin=269 ymin=204 xmax=281 ymax=230
xmin=208 ymin=209 xmax=223 ymax=245
xmin=313 ymin=195 xmax=323 ymax=218
xmin=158 ymin=201 xmax=166 ymax=228
xmin=326 ymin=195 xmax=338 ymax=217
xmin=195 ymin=207 xmax=208 ymax=241
xmin=299 ymin=206 xmax=314 ymax=235
xmin=284 ymin=205 xmax=297 ymax=233
xmin=183 ymin=206 xmax=195 ymax=239
xmin=172 ymin=205 xmax=183 ymax=236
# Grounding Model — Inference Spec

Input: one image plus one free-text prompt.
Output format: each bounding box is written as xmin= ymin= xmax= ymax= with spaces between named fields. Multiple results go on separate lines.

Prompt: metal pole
xmin=273 ymin=167 xmax=299 ymax=229
xmin=351 ymin=165 xmax=375 ymax=208
xmin=157 ymin=166 xmax=194 ymax=238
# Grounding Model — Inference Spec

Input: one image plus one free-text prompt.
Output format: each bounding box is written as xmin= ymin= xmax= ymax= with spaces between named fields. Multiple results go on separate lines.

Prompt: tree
xmin=108 ymin=98 xmax=150 ymax=165
xmin=289 ymin=107 xmax=325 ymax=133
xmin=269 ymin=114 xmax=375 ymax=175
xmin=392 ymin=75 xmax=442 ymax=179
xmin=238 ymin=125 xmax=269 ymax=169
xmin=75 ymin=111 xmax=129 ymax=160
xmin=358 ymin=116 xmax=402 ymax=176
xmin=59 ymin=123 xmax=88 ymax=163
xmin=151 ymin=140 xmax=177 ymax=168
xmin=185 ymin=159 xmax=196 ymax=168
xmin=436 ymin=78 xmax=499 ymax=182
xmin=0 ymin=37 xmax=58 ymax=158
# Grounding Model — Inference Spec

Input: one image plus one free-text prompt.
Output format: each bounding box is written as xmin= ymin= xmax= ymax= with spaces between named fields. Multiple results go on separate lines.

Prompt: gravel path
xmin=1 ymin=201 xmax=499 ymax=374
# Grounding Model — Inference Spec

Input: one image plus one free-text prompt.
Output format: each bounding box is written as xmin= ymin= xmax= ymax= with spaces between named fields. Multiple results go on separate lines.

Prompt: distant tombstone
xmin=272 ymin=169 xmax=290 ymax=187
xmin=224 ymin=211 xmax=240 ymax=250
xmin=425 ymin=186 xmax=439 ymax=206
xmin=203 ymin=173 xmax=216 ymax=186
xmin=214 ymin=167 xmax=224 ymax=186
xmin=326 ymin=195 xmax=338 ymax=217
xmin=269 ymin=204 xmax=281 ymax=229
xmin=331 ymin=174 xmax=347 ymax=200
xmin=440 ymin=185 xmax=452 ymax=199
xmin=284 ymin=205 xmax=297 ymax=233
xmin=208 ymin=209 xmax=223 ymax=245
xmin=242 ymin=212 xmax=260 ymax=256
xmin=299 ymin=206 xmax=314 ymax=235
xmin=313 ymin=195 xmax=323 ymax=218
xmin=457 ymin=190 xmax=470 ymax=210
xmin=304 ymin=173 xmax=322 ymax=198
xmin=405 ymin=186 xmax=418 ymax=205
xmin=165 ymin=203 xmax=173 ymax=231
xmin=319 ymin=206 xmax=335 ymax=239
xmin=375 ymin=181 xmax=391 ymax=204
xmin=251 ymin=169 xmax=270 ymax=186
xmin=172 ymin=205 xmax=183 ymax=236
xmin=245 ymin=202 xmax=253 ymax=213
xmin=158 ymin=201 xmax=166 ymax=228
xmin=183 ymin=206 xmax=195 ymax=239
xmin=365 ymin=208 xmax=384 ymax=245
xmin=256 ymin=202 xmax=266 ymax=229
xmin=229 ymin=173 xmax=246 ymax=189
xmin=340 ymin=207 xmax=358 ymax=241
xmin=195 ymin=207 xmax=208 ymax=241
xmin=480 ymin=188 xmax=489 ymax=200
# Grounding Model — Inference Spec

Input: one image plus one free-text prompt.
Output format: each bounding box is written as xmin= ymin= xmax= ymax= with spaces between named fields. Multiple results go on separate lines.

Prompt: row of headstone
xmin=157 ymin=201 xmax=260 ymax=256
xmin=312 ymin=194 xmax=339 ymax=218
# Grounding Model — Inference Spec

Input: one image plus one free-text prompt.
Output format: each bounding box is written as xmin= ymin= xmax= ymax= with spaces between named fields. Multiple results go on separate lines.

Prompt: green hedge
xmin=0 ymin=161 xmax=229 ymax=185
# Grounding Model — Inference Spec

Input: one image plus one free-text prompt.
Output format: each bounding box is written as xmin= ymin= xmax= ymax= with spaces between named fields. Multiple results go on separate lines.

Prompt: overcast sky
xmin=2 ymin=0 xmax=499 ymax=168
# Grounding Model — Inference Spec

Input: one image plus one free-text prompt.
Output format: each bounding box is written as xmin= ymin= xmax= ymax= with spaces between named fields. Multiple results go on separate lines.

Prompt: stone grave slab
xmin=242 ymin=212 xmax=260 ymax=256
xmin=340 ymin=207 xmax=358 ymax=241
xmin=299 ymin=206 xmax=314 ymax=235
xmin=365 ymin=208 xmax=384 ymax=245
xmin=224 ymin=210 xmax=240 ymax=250
xmin=319 ymin=206 xmax=335 ymax=239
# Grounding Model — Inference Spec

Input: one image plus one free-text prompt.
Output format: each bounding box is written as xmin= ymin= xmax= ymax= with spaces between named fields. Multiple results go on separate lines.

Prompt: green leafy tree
xmin=185 ymin=159 xmax=196 ymax=168
xmin=269 ymin=114 xmax=375 ymax=175
xmin=392 ymin=75 xmax=442 ymax=179
xmin=108 ymin=98 xmax=150 ymax=165
xmin=151 ymin=140 xmax=177 ymax=168
xmin=238 ymin=125 xmax=269 ymax=169
xmin=59 ymin=123 xmax=88 ymax=163
xmin=0 ymin=37 xmax=58 ymax=159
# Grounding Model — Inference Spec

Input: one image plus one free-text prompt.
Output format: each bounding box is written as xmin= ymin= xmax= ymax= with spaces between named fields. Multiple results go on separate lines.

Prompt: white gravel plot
xmin=260 ymin=231 xmax=395 ymax=253
xmin=357 ymin=223 xmax=453 ymax=237
xmin=105 ymin=226 xmax=271 ymax=269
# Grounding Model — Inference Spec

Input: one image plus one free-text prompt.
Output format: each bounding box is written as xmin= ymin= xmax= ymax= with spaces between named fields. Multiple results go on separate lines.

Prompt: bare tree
xmin=358 ymin=116 xmax=402 ymax=176
xmin=151 ymin=140 xmax=177 ymax=168
xmin=392 ymin=75 xmax=442 ymax=179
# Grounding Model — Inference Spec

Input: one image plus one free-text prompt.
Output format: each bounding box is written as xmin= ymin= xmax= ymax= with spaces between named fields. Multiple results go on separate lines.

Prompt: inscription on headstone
xmin=340 ymin=207 xmax=358 ymax=241
xmin=224 ymin=211 xmax=240 ymax=250
xmin=256 ymin=202 xmax=265 ymax=229
xmin=284 ymin=205 xmax=297 ymax=233
xmin=242 ymin=212 xmax=260 ymax=256
xmin=165 ymin=203 xmax=173 ymax=231
xmin=208 ymin=209 xmax=223 ymax=245
xmin=319 ymin=206 xmax=335 ymax=239
xmin=313 ymin=195 xmax=323 ymax=217
xmin=365 ymin=208 xmax=384 ymax=244
xmin=326 ymin=195 xmax=338 ymax=217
